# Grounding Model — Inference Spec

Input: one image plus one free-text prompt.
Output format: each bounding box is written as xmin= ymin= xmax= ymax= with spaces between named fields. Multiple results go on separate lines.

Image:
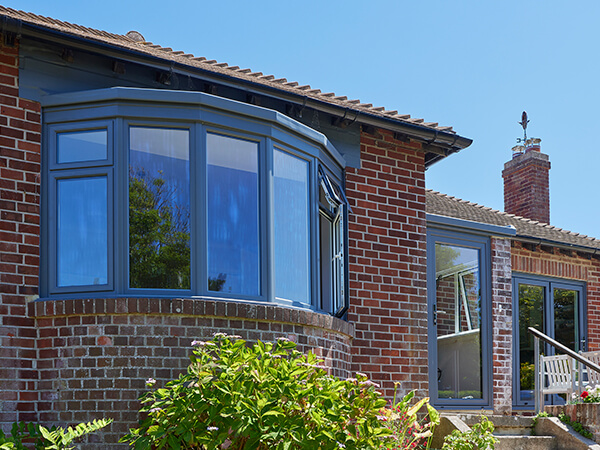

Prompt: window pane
xmin=129 ymin=127 xmax=190 ymax=289
xmin=435 ymin=244 xmax=482 ymax=400
xmin=274 ymin=150 xmax=309 ymax=304
xmin=517 ymin=284 xmax=544 ymax=402
xmin=207 ymin=133 xmax=260 ymax=295
xmin=320 ymin=212 xmax=333 ymax=312
xmin=58 ymin=130 xmax=107 ymax=163
xmin=57 ymin=177 xmax=108 ymax=287
xmin=554 ymin=288 xmax=577 ymax=351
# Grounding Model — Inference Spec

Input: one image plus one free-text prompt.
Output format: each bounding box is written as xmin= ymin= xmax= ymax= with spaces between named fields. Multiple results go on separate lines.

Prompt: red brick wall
xmin=346 ymin=128 xmax=428 ymax=399
xmin=502 ymin=150 xmax=551 ymax=224
xmin=0 ymin=40 xmax=42 ymax=426
xmin=511 ymin=242 xmax=600 ymax=349
xmin=30 ymin=298 xmax=353 ymax=447
xmin=491 ymin=237 xmax=513 ymax=413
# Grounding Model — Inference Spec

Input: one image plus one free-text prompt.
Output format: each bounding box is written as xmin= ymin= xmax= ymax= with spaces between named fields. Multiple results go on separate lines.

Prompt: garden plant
xmin=441 ymin=415 xmax=497 ymax=450
xmin=0 ymin=419 xmax=112 ymax=450
xmin=122 ymin=333 xmax=439 ymax=450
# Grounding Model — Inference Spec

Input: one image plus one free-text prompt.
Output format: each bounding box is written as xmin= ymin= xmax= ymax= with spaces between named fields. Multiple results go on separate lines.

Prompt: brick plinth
xmin=546 ymin=404 xmax=600 ymax=443
xmin=346 ymin=128 xmax=428 ymax=399
xmin=0 ymin=39 xmax=42 ymax=426
xmin=29 ymin=297 xmax=353 ymax=448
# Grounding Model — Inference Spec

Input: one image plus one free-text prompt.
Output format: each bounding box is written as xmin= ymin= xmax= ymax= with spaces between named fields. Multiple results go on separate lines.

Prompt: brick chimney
xmin=502 ymin=138 xmax=551 ymax=223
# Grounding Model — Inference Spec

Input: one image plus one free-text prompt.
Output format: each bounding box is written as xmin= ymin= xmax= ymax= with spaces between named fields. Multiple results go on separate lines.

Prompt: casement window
xmin=318 ymin=168 xmax=346 ymax=316
xmin=41 ymin=87 xmax=349 ymax=317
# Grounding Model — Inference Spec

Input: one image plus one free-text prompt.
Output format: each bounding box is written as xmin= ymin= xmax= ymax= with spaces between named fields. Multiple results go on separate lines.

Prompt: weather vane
xmin=516 ymin=111 xmax=529 ymax=144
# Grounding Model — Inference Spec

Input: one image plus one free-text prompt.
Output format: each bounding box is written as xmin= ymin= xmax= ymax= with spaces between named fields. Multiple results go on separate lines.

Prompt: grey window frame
xmin=41 ymin=87 xmax=348 ymax=316
xmin=318 ymin=167 xmax=347 ymax=317
xmin=271 ymin=143 xmax=314 ymax=308
xmin=45 ymin=120 xmax=115 ymax=294
xmin=121 ymin=119 xmax=196 ymax=296
xmin=201 ymin=127 xmax=267 ymax=301
xmin=427 ymin=227 xmax=493 ymax=409
xmin=512 ymin=274 xmax=587 ymax=408
xmin=48 ymin=119 xmax=114 ymax=171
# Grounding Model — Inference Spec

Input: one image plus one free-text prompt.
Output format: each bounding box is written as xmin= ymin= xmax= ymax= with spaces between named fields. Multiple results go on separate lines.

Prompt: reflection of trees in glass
xmin=208 ymin=273 xmax=227 ymax=292
xmin=435 ymin=244 xmax=460 ymax=273
xmin=129 ymin=167 xmax=190 ymax=289
xmin=520 ymin=362 xmax=535 ymax=391
xmin=518 ymin=285 xmax=544 ymax=393
xmin=554 ymin=289 xmax=576 ymax=351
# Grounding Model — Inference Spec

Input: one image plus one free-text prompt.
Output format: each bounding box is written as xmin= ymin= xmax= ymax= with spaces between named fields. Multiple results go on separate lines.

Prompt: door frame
xmin=427 ymin=228 xmax=493 ymax=409
xmin=512 ymin=273 xmax=587 ymax=408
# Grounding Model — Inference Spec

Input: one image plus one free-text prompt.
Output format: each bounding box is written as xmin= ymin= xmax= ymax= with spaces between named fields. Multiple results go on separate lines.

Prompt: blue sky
xmin=7 ymin=0 xmax=600 ymax=238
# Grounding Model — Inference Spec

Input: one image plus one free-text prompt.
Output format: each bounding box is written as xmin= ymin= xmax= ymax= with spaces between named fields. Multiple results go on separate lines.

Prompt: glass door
xmin=427 ymin=231 xmax=491 ymax=408
xmin=514 ymin=277 xmax=585 ymax=407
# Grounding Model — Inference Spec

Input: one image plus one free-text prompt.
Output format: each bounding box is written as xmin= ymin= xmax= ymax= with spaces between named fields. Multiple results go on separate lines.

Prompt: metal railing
xmin=529 ymin=327 xmax=600 ymax=413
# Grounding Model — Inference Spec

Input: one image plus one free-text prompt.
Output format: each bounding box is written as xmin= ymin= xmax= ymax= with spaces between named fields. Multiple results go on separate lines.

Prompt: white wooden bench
xmin=540 ymin=353 xmax=576 ymax=396
xmin=540 ymin=350 xmax=600 ymax=398
xmin=581 ymin=350 xmax=600 ymax=386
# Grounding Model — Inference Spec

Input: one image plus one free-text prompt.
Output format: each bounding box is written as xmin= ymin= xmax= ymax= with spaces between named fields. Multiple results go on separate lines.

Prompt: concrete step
xmin=435 ymin=414 xmax=599 ymax=450
xmin=495 ymin=435 xmax=558 ymax=450
xmin=459 ymin=413 xmax=535 ymax=430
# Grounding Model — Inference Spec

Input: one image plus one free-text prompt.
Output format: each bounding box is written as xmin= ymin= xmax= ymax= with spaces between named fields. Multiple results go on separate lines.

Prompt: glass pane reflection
xmin=58 ymin=130 xmax=107 ymax=163
xmin=435 ymin=243 xmax=482 ymax=400
xmin=57 ymin=177 xmax=108 ymax=287
xmin=274 ymin=149 xmax=309 ymax=304
xmin=129 ymin=127 xmax=191 ymax=289
xmin=518 ymin=284 xmax=544 ymax=402
xmin=207 ymin=133 xmax=260 ymax=295
xmin=554 ymin=288 xmax=577 ymax=351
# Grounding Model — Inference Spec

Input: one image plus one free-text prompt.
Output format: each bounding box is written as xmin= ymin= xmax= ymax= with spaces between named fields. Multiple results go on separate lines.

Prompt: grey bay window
xmin=42 ymin=87 xmax=348 ymax=316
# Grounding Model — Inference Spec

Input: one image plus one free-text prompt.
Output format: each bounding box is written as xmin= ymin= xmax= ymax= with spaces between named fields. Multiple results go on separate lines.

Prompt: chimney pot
xmin=512 ymin=145 xmax=525 ymax=158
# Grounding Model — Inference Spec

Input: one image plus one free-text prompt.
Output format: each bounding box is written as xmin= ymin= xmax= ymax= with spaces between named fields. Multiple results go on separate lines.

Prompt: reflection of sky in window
xmin=58 ymin=130 xmax=107 ymax=163
xmin=129 ymin=127 xmax=190 ymax=220
xmin=207 ymin=133 xmax=259 ymax=295
xmin=57 ymin=177 xmax=108 ymax=286
xmin=274 ymin=149 xmax=309 ymax=304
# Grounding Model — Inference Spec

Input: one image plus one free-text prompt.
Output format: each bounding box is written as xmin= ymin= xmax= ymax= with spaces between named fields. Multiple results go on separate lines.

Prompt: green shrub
xmin=0 ymin=419 xmax=112 ymax=450
xmin=558 ymin=413 xmax=593 ymax=439
xmin=122 ymin=333 xmax=435 ymax=449
xmin=441 ymin=415 xmax=497 ymax=450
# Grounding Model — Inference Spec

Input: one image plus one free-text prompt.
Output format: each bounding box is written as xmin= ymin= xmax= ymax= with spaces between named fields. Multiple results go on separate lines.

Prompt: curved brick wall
xmin=28 ymin=297 xmax=353 ymax=448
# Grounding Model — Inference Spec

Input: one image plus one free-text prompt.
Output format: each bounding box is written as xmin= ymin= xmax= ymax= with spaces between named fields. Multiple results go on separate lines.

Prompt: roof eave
xmin=13 ymin=19 xmax=472 ymax=163
xmin=514 ymin=234 xmax=600 ymax=255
